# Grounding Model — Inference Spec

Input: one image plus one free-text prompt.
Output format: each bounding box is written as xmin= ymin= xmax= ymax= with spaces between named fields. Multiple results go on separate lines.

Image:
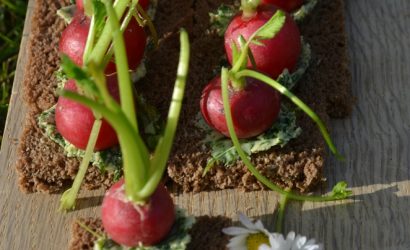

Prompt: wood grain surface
xmin=1 ymin=0 xmax=410 ymax=249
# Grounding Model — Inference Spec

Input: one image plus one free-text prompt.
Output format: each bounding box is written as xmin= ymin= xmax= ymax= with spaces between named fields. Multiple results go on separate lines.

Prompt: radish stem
xmin=75 ymin=220 xmax=104 ymax=239
xmin=235 ymin=69 xmax=344 ymax=160
xmin=139 ymin=29 xmax=190 ymax=198
xmin=104 ymin=0 xmax=150 ymax=201
xmin=88 ymin=0 xmax=130 ymax=65
xmin=104 ymin=0 xmax=138 ymax=131
xmin=59 ymin=119 xmax=102 ymax=211
xmin=83 ymin=15 xmax=97 ymax=65
xmin=275 ymin=194 xmax=288 ymax=233
xmin=136 ymin=3 xmax=159 ymax=48
xmin=59 ymin=90 xmax=148 ymax=201
xmin=241 ymin=0 xmax=261 ymax=19
xmin=59 ymin=2 xmax=106 ymax=211
xmin=221 ymin=67 xmax=349 ymax=202
xmin=101 ymin=2 xmax=136 ymax=70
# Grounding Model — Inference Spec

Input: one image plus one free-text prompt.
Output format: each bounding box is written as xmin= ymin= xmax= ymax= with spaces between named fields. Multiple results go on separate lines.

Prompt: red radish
xmin=224 ymin=5 xmax=301 ymax=79
xmin=102 ymin=179 xmax=175 ymax=247
xmin=200 ymin=75 xmax=280 ymax=138
xmin=55 ymin=76 xmax=119 ymax=150
xmin=59 ymin=13 xmax=90 ymax=67
xmin=261 ymin=0 xmax=304 ymax=12
xmin=76 ymin=0 xmax=84 ymax=12
xmin=104 ymin=18 xmax=147 ymax=73
xmin=76 ymin=0 xmax=150 ymax=12
xmin=59 ymin=13 xmax=147 ymax=73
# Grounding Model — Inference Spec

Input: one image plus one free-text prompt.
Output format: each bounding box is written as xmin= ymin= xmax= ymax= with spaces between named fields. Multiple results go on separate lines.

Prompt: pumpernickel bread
xmin=69 ymin=216 xmax=232 ymax=250
xmin=16 ymin=0 xmax=353 ymax=194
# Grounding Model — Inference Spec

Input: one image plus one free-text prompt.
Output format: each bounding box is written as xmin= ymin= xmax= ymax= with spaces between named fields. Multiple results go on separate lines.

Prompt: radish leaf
xmin=231 ymin=10 xmax=285 ymax=74
xmin=292 ymin=0 xmax=318 ymax=23
xmin=230 ymin=42 xmax=240 ymax=64
xmin=252 ymin=10 xmax=286 ymax=44
xmin=56 ymin=5 xmax=76 ymax=24
xmin=60 ymin=55 xmax=100 ymax=97
xmin=277 ymin=40 xmax=311 ymax=89
xmin=330 ymin=181 xmax=352 ymax=199
xmin=91 ymin=0 xmax=107 ymax=36
xmin=208 ymin=4 xmax=238 ymax=36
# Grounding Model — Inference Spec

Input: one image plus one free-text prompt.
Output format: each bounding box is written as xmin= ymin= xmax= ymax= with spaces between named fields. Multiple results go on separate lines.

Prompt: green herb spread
xmin=208 ymin=0 xmax=318 ymax=36
xmin=38 ymin=105 xmax=123 ymax=178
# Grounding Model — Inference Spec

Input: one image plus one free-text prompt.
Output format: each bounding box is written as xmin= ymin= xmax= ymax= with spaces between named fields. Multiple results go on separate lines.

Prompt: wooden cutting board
xmin=1 ymin=0 xmax=409 ymax=249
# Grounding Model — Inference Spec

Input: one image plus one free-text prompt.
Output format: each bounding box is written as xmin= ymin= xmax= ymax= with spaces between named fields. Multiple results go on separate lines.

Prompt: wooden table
xmin=1 ymin=0 xmax=409 ymax=249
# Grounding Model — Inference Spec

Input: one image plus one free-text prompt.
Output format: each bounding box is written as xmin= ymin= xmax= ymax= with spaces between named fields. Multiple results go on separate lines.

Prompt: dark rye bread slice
xmin=16 ymin=0 xmax=116 ymax=193
xmin=166 ymin=0 xmax=351 ymax=192
xmin=69 ymin=216 xmax=231 ymax=250
xmin=15 ymin=0 xmax=352 ymax=193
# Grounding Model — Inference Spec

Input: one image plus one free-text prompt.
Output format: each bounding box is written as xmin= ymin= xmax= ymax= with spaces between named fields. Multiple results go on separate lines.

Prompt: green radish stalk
xmin=216 ymin=9 xmax=352 ymax=232
xmin=60 ymin=0 xmax=191 ymax=246
xmin=59 ymin=0 xmax=152 ymax=211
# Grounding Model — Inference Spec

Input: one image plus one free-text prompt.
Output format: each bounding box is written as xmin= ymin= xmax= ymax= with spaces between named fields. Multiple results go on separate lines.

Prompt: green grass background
xmin=0 ymin=0 xmax=27 ymax=142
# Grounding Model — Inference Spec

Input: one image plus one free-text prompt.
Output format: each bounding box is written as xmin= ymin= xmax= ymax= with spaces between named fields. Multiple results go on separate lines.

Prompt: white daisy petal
xmin=227 ymin=235 xmax=247 ymax=249
xmin=287 ymin=231 xmax=296 ymax=241
xmin=305 ymin=239 xmax=316 ymax=245
xmin=222 ymin=226 xmax=253 ymax=235
xmin=224 ymin=212 xmax=325 ymax=250
xmin=262 ymin=231 xmax=323 ymax=250
xmin=224 ymin=213 xmax=274 ymax=250
xmin=226 ymin=241 xmax=247 ymax=250
xmin=259 ymin=244 xmax=272 ymax=250
xmin=239 ymin=212 xmax=258 ymax=230
xmin=254 ymin=219 xmax=267 ymax=231
xmin=268 ymin=233 xmax=283 ymax=250
xmin=293 ymin=235 xmax=307 ymax=249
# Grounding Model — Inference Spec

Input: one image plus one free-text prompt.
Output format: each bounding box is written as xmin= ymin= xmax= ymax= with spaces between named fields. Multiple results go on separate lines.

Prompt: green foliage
xmin=91 ymin=0 xmax=108 ymax=38
xmin=199 ymin=105 xmax=302 ymax=174
xmin=251 ymin=10 xmax=286 ymax=45
xmin=0 ymin=0 xmax=27 ymax=142
xmin=60 ymin=55 xmax=101 ymax=97
xmin=276 ymin=40 xmax=311 ymax=90
xmin=208 ymin=4 xmax=238 ymax=36
xmin=330 ymin=181 xmax=353 ymax=200
xmin=292 ymin=0 xmax=318 ymax=22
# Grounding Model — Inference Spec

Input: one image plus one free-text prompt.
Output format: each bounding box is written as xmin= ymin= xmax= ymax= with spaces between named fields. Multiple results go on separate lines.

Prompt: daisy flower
xmin=222 ymin=212 xmax=271 ymax=250
xmin=223 ymin=213 xmax=323 ymax=250
xmin=259 ymin=231 xmax=323 ymax=250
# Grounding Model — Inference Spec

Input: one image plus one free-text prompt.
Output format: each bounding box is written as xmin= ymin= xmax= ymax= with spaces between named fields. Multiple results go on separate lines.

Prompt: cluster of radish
xmin=56 ymin=0 xmax=190 ymax=247
xmin=200 ymin=0 xmax=342 ymax=163
xmin=200 ymin=0 xmax=351 ymax=208
xmin=201 ymin=0 xmax=302 ymax=139
xmin=57 ymin=0 xmax=149 ymax=150
xmin=202 ymin=0 xmax=352 ymax=235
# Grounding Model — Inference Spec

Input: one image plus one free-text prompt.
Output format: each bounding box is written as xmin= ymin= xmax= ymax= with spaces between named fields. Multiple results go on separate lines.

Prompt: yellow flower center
xmin=246 ymin=233 xmax=270 ymax=250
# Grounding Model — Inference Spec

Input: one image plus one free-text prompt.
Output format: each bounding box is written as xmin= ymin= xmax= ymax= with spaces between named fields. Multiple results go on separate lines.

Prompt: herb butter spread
xmin=208 ymin=0 xmax=318 ymax=36
xmin=38 ymin=105 xmax=123 ymax=178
